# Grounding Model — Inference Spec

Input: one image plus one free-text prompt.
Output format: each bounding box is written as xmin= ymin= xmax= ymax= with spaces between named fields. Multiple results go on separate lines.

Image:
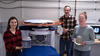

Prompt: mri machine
xmin=19 ymin=19 xmax=59 ymax=56
xmin=19 ymin=19 xmax=57 ymax=48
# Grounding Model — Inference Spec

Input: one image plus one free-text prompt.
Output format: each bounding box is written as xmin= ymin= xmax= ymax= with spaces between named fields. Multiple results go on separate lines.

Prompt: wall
xmin=0 ymin=0 xmax=100 ymax=22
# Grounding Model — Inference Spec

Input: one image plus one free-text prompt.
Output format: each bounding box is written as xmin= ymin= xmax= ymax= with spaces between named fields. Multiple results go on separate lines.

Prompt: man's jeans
xmin=59 ymin=38 xmax=73 ymax=56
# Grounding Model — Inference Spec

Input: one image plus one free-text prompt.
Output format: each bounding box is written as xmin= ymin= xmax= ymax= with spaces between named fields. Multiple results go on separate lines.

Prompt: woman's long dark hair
xmin=7 ymin=16 xmax=18 ymax=30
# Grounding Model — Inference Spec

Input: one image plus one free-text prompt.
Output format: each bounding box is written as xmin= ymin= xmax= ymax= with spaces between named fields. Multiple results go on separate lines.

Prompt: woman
xmin=3 ymin=16 xmax=23 ymax=56
xmin=72 ymin=12 xmax=95 ymax=56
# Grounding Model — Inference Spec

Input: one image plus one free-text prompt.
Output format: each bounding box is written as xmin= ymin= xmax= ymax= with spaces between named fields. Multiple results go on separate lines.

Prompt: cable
xmin=0 ymin=0 xmax=17 ymax=4
xmin=58 ymin=0 xmax=61 ymax=18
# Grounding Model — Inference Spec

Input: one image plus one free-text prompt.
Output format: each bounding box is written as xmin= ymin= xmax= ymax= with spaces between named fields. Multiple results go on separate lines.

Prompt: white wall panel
xmin=0 ymin=1 xmax=21 ymax=8
xmin=0 ymin=9 xmax=22 ymax=22
xmin=62 ymin=0 xmax=99 ymax=1
xmin=22 ymin=1 xmax=58 ymax=8
xmin=0 ymin=1 xmax=22 ymax=22
xmin=96 ymin=2 xmax=100 ymax=9
xmin=21 ymin=1 xmax=59 ymax=21
xmin=22 ymin=9 xmax=58 ymax=21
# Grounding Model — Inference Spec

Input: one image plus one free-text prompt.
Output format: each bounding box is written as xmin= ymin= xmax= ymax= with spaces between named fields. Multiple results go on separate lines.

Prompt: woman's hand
xmin=16 ymin=46 xmax=24 ymax=50
xmin=81 ymin=41 xmax=86 ymax=46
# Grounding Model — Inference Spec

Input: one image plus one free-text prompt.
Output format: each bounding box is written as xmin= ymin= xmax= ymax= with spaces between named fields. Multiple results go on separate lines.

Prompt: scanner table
xmin=22 ymin=46 xmax=59 ymax=56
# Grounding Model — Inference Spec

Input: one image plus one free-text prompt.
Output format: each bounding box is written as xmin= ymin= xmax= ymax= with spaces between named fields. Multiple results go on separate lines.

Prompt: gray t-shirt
xmin=72 ymin=25 xmax=95 ymax=51
xmin=0 ymin=33 xmax=6 ymax=56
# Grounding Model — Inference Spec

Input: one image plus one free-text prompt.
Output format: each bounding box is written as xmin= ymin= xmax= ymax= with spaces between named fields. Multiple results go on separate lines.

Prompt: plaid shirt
xmin=3 ymin=30 xmax=22 ymax=52
xmin=59 ymin=15 xmax=76 ymax=39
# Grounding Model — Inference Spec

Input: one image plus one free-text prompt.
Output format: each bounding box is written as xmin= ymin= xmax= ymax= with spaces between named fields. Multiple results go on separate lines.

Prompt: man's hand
xmin=73 ymin=38 xmax=76 ymax=43
xmin=63 ymin=28 xmax=69 ymax=34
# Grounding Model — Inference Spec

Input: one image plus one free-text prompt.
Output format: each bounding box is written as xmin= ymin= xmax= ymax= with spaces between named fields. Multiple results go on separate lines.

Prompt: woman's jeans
xmin=73 ymin=49 xmax=90 ymax=56
xmin=6 ymin=51 xmax=21 ymax=56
